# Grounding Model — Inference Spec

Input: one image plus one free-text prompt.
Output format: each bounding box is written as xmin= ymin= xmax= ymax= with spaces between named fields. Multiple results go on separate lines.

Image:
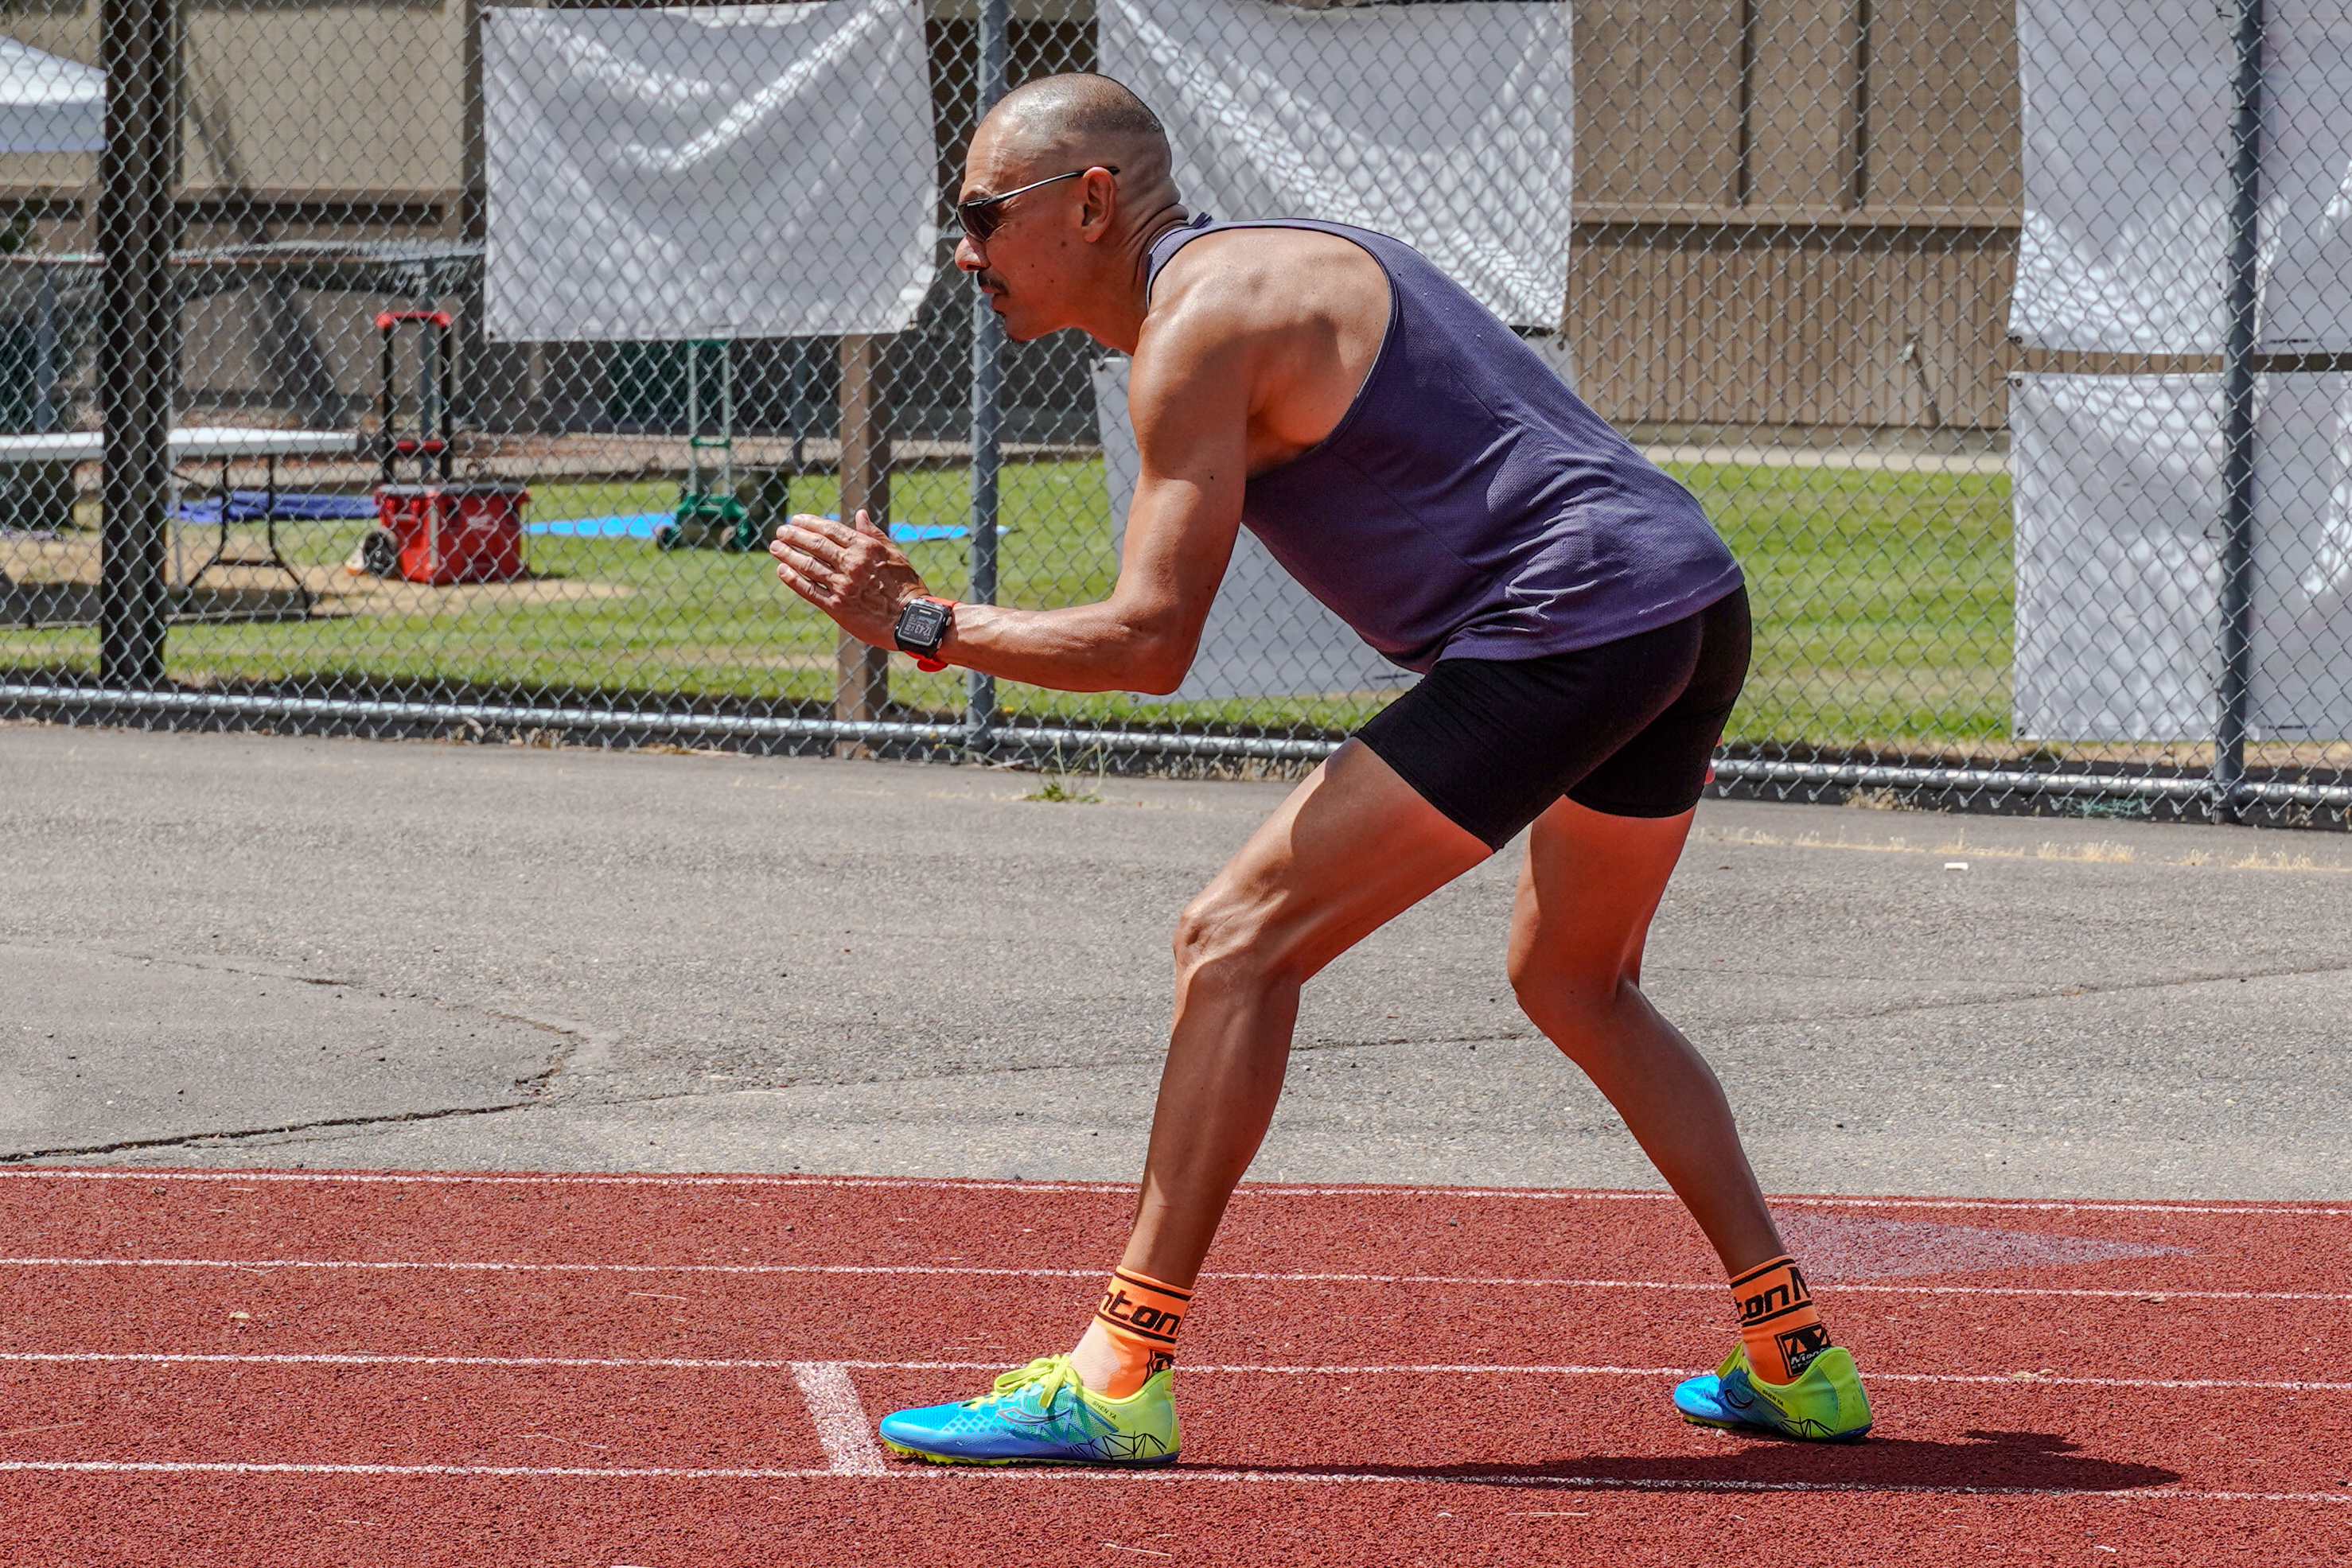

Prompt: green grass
xmin=0 ymin=459 xmax=2014 ymax=748
xmin=1691 ymin=461 xmax=2014 ymax=746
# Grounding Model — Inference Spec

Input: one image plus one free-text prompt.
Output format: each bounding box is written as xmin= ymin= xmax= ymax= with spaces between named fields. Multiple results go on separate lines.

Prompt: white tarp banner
xmin=2251 ymin=372 xmax=2352 ymax=736
xmin=2012 ymin=372 xmax=2352 ymax=740
xmin=1100 ymin=0 xmax=1572 ymax=328
xmin=2254 ymin=16 xmax=2352 ymax=356
xmin=1095 ymin=357 xmax=1415 ymax=702
xmin=481 ymin=1 xmax=936 ymax=343
xmin=2012 ymin=0 xmax=2352 ymax=354
xmin=0 ymin=37 xmax=102 ymax=154
xmin=2011 ymin=374 xmax=2222 ymax=741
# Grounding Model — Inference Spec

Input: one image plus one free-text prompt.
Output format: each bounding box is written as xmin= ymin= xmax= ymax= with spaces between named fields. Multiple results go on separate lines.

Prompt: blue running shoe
xmin=878 ymin=1355 xmax=1181 ymax=1467
xmin=1673 ymin=1343 xmax=1873 ymax=1442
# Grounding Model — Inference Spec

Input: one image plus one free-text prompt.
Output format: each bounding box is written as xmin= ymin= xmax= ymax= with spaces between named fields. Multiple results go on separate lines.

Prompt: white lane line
xmin=1 ymin=1257 xmax=2339 ymax=1304
xmin=0 ymin=1458 xmax=2336 ymax=1501
xmin=3 ymin=1352 xmax=2345 ymax=1394
xmin=790 ymin=1362 xmax=889 ymax=1477
xmin=0 ymin=1169 xmax=2342 ymax=1218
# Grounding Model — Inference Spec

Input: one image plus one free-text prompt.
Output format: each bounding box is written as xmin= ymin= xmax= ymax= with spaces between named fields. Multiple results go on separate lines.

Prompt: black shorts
xmin=1355 ymin=586 xmax=1750 ymax=850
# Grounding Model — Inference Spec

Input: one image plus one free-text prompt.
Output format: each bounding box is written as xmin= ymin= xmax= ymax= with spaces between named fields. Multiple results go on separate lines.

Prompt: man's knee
xmin=1505 ymin=925 xmax=1575 ymax=1005
xmin=1506 ymin=951 xmax=1567 ymax=1022
xmin=1173 ymin=890 xmax=1299 ymax=993
xmin=1509 ymin=945 xmax=1632 ymax=1040
xmin=1172 ymin=892 xmax=1254 ymax=975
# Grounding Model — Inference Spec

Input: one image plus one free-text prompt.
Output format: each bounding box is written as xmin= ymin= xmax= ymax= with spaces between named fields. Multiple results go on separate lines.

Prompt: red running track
xmin=0 ymin=1169 xmax=2346 ymax=1566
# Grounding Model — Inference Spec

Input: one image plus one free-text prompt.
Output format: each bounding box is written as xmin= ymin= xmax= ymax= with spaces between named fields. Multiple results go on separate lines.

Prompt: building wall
xmin=1 ymin=0 xmax=466 ymax=217
xmin=1569 ymin=0 xmax=2021 ymax=434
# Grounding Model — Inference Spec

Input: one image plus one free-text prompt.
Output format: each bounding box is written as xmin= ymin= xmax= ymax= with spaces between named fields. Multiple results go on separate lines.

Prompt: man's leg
xmin=1508 ymin=795 xmax=1870 ymax=1440
xmin=1504 ymin=795 xmax=1782 ymax=1272
xmin=1069 ymin=737 xmax=1490 ymax=1387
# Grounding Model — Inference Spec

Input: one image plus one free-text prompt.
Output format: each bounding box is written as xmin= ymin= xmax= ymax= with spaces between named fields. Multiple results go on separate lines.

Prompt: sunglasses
xmin=956 ymin=165 xmax=1119 ymax=241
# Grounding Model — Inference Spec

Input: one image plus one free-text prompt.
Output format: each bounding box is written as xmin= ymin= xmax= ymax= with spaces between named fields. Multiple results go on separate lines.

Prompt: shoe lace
xmin=968 ymin=1355 xmax=1081 ymax=1410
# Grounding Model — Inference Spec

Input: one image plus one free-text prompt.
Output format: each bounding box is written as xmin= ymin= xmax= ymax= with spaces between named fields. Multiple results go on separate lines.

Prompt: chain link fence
xmin=2 ymin=0 xmax=2348 ymax=826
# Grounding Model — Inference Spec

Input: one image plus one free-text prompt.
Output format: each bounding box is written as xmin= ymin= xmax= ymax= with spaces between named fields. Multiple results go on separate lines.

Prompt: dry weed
xmin=2031 ymin=840 xmax=2135 ymax=862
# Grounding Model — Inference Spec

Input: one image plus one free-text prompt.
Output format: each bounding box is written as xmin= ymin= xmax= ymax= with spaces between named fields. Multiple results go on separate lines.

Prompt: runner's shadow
xmin=1232 ymin=1430 xmax=2181 ymax=1494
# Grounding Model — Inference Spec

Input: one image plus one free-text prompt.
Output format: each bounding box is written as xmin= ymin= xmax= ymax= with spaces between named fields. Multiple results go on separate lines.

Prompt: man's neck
xmin=1091 ymin=206 xmax=1194 ymax=354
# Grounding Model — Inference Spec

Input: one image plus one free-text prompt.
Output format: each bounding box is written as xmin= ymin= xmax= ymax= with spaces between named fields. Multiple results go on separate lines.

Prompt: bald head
xmin=993 ymin=73 xmax=1166 ymax=148
xmin=975 ymin=73 xmax=1181 ymax=214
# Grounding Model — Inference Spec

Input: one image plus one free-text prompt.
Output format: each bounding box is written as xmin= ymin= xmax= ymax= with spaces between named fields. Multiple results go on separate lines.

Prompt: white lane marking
xmin=0 ymin=1169 xmax=2342 ymax=1218
xmin=0 ymin=1257 xmax=2339 ymax=1304
xmin=0 ymin=1459 xmax=2337 ymax=1501
xmin=789 ymin=1362 xmax=888 ymax=1477
xmin=3 ymin=1352 xmax=2346 ymax=1394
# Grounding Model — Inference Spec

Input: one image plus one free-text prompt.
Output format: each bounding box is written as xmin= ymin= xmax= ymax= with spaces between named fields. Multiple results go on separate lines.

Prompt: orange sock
xmin=1087 ymin=1267 xmax=1190 ymax=1396
xmin=1731 ymin=1255 xmax=1832 ymax=1384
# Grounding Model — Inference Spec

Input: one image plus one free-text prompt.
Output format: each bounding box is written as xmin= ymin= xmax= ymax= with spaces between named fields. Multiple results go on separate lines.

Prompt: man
xmin=769 ymin=73 xmax=1873 ymax=1463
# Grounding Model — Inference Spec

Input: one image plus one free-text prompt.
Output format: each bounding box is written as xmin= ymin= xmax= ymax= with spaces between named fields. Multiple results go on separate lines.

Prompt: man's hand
xmin=769 ymin=510 xmax=929 ymax=648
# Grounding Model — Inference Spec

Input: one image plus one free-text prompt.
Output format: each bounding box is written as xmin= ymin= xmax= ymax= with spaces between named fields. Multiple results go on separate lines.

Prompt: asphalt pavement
xmin=4 ymin=721 xmax=2347 ymax=1198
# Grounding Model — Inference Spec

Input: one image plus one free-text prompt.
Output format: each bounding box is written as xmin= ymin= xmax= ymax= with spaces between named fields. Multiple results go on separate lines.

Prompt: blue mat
xmin=528 ymin=512 xmax=670 ymax=539
xmin=173 ymin=491 xmax=380 ymax=524
xmin=891 ymin=522 xmax=985 ymax=542
xmin=525 ymin=512 xmax=991 ymax=543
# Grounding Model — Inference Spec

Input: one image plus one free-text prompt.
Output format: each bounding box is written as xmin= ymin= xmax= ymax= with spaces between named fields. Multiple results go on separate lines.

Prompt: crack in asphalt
xmin=492 ymin=1012 xmax=617 ymax=1092
xmin=0 ymin=1099 xmax=543 ymax=1165
xmin=0 ymin=963 xmax=609 ymax=1164
xmin=2 ymin=943 xmax=364 ymax=990
xmin=1689 ymin=959 xmax=2352 ymax=1035
xmin=557 ymin=1029 xmax=1548 ymax=1101
xmin=3 ymin=1029 xmax=1557 ymax=1159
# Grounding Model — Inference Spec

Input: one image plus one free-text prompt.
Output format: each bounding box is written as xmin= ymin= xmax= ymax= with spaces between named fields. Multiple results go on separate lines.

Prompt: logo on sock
xmin=1096 ymin=1268 xmax=1190 ymax=1348
xmin=1731 ymin=1256 xmax=1832 ymax=1384
xmin=1775 ymin=1321 xmax=1832 ymax=1377
xmin=1732 ymin=1258 xmax=1813 ymax=1326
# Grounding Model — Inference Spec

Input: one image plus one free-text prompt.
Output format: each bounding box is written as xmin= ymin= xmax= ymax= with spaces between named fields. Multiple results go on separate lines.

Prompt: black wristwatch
xmin=894 ymin=596 xmax=955 ymax=671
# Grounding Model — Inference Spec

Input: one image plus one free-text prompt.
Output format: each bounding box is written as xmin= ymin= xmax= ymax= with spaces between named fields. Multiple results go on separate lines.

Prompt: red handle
xmin=376 ymin=309 xmax=454 ymax=331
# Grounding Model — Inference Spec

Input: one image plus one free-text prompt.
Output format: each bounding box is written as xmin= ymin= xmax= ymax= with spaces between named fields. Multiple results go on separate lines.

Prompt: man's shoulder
xmin=1143 ymin=225 xmax=1386 ymax=352
xmin=1154 ymin=224 xmax=1380 ymax=292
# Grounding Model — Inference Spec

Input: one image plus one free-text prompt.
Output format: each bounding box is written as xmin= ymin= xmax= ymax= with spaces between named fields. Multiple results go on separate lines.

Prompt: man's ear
xmin=1080 ymin=167 xmax=1119 ymax=240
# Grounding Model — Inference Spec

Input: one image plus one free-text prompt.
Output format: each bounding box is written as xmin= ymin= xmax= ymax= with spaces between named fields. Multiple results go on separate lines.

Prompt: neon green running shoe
xmin=878 ymin=1355 xmax=1181 ymax=1466
xmin=1672 ymin=1343 xmax=1873 ymax=1442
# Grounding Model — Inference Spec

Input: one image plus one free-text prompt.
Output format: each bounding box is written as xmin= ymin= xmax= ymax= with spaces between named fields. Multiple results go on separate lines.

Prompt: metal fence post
xmin=964 ymin=0 xmax=1011 ymax=750
xmin=836 ymin=333 xmax=893 ymax=745
xmin=2210 ymin=0 xmax=2267 ymax=823
xmin=32 ymin=267 xmax=59 ymax=434
xmin=95 ymin=0 xmax=179 ymax=688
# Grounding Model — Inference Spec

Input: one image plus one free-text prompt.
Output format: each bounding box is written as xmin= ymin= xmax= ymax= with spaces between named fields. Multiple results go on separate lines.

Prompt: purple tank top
xmin=1146 ymin=216 xmax=1742 ymax=671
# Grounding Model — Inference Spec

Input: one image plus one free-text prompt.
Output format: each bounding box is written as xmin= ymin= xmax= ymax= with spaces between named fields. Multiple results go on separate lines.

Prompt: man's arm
xmin=770 ymin=298 xmax=1254 ymax=696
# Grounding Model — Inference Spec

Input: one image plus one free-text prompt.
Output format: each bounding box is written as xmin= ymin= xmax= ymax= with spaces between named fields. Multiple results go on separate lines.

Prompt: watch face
xmin=900 ymin=599 xmax=950 ymax=650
